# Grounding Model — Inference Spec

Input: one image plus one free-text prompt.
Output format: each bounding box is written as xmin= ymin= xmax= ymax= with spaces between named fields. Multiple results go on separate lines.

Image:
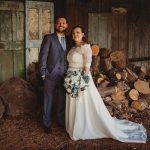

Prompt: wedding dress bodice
xmin=67 ymin=44 xmax=92 ymax=69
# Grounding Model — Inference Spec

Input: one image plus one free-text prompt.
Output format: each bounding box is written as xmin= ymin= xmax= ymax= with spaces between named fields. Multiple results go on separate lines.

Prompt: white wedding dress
xmin=65 ymin=44 xmax=147 ymax=143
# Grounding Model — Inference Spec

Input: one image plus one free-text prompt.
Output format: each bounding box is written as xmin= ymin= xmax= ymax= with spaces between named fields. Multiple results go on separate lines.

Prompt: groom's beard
xmin=56 ymin=29 xmax=66 ymax=34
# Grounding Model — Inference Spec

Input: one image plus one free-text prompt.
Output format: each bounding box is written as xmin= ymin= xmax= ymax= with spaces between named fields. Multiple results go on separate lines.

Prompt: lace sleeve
xmin=82 ymin=44 xmax=92 ymax=68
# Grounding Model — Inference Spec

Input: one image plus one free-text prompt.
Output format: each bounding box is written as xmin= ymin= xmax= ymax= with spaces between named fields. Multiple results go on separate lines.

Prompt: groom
xmin=39 ymin=16 xmax=70 ymax=134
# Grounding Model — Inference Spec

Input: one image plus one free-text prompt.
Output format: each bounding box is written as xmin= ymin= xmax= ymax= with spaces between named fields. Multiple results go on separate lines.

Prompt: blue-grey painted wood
xmin=25 ymin=1 xmax=54 ymax=79
xmin=88 ymin=13 xmax=111 ymax=49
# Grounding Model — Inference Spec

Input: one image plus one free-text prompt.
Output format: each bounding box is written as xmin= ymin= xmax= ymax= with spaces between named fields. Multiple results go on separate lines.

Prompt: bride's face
xmin=72 ymin=27 xmax=84 ymax=43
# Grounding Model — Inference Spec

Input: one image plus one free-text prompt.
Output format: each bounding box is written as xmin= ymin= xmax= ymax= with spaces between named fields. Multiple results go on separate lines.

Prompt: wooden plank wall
xmin=65 ymin=0 xmax=150 ymax=68
xmin=0 ymin=0 xmax=149 ymax=83
xmin=127 ymin=0 xmax=150 ymax=68
xmin=0 ymin=1 xmax=24 ymax=83
xmin=88 ymin=13 xmax=111 ymax=49
xmin=65 ymin=0 xmax=88 ymax=35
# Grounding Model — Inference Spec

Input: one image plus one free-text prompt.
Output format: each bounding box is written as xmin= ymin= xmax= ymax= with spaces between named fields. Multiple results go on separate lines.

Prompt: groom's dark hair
xmin=55 ymin=16 xmax=68 ymax=23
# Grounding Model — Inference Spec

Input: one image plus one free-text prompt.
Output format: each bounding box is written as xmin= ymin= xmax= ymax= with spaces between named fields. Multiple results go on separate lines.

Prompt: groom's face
xmin=55 ymin=18 xmax=68 ymax=33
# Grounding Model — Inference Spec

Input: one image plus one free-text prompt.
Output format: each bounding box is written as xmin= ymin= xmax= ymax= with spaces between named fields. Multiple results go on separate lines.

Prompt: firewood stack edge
xmin=91 ymin=45 xmax=150 ymax=119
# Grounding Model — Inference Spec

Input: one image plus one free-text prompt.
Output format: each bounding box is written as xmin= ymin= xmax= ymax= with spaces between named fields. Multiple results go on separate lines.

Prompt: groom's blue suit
xmin=39 ymin=33 xmax=70 ymax=127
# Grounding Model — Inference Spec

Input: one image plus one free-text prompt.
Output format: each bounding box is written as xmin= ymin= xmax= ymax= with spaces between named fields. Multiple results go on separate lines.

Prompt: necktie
xmin=60 ymin=36 xmax=66 ymax=51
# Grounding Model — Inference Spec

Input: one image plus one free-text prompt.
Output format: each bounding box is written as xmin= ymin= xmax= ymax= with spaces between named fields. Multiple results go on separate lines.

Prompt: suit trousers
xmin=43 ymin=77 xmax=66 ymax=127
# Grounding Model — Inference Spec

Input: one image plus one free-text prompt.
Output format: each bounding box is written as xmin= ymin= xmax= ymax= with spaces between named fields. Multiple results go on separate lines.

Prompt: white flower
xmin=65 ymin=78 xmax=71 ymax=83
xmin=67 ymin=88 xmax=71 ymax=93
xmin=64 ymin=70 xmax=89 ymax=98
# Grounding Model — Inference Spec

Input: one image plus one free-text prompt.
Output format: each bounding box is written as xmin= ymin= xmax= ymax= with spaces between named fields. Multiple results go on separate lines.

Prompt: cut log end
xmin=129 ymin=89 xmax=139 ymax=101
xmin=91 ymin=44 xmax=100 ymax=56
xmin=134 ymin=79 xmax=150 ymax=94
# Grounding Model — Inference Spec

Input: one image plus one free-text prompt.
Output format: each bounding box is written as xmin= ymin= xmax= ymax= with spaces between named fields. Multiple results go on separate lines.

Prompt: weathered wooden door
xmin=88 ymin=13 xmax=111 ymax=49
xmin=25 ymin=1 xmax=54 ymax=77
xmin=88 ymin=12 xmax=127 ymax=51
xmin=0 ymin=1 xmax=24 ymax=83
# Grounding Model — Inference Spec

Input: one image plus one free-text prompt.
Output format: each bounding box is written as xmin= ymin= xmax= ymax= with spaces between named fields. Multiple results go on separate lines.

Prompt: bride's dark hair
xmin=71 ymin=25 xmax=88 ymax=46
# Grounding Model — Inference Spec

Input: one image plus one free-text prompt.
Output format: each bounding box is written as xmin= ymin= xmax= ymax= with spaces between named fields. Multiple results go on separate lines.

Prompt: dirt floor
xmin=0 ymin=111 xmax=150 ymax=150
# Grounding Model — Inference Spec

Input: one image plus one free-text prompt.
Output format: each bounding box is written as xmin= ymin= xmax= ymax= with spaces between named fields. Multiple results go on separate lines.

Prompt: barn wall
xmin=65 ymin=0 xmax=150 ymax=68
xmin=0 ymin=0 xmax=149 ymax=83
xmin=0 ymin=0 xmax=65 ymax=83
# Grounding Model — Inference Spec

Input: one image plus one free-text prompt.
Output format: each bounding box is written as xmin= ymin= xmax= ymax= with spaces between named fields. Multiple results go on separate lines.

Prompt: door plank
xmin=0 ymin=1 xmax=24 ymax=82
xmin=0 ymin=51 xmax=13 ymax=82
xmin=25 ymin=1 xmax=54 ymax=76
xmin=88 ymin=13 xmax=111 ymax=49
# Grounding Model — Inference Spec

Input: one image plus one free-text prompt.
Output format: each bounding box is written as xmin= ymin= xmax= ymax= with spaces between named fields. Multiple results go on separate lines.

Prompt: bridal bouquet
xmin=64 ymin=70 xmax=90 ymax=98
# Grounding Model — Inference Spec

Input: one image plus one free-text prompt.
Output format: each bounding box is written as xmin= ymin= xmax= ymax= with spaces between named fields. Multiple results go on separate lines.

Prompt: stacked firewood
xmin=27 ymin=46 xmax=150 ymax=119
xmin=91 ymin=45 xmax=150 ymax=119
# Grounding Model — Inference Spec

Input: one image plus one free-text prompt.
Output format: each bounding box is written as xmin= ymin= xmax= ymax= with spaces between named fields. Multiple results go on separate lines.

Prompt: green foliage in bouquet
xmin=64 ymin=70 xmax=89 ymax=98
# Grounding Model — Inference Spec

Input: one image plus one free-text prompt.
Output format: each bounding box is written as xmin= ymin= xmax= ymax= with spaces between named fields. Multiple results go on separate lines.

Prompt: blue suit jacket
xmin=39 ymin=33 xmax=70 ymax=80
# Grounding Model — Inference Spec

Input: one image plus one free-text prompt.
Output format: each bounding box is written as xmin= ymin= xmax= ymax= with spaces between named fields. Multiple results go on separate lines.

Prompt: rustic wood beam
xmin=129 ymin=57 xmax=150 ymax=62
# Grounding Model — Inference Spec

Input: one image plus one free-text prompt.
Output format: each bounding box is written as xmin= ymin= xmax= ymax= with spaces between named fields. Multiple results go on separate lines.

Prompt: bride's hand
xmin=84 ymin=67 xmax=90 ymax=75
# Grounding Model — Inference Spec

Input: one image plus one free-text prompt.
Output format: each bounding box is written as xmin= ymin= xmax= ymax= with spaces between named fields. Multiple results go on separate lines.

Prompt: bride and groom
xmin=39 ymin=16 xmax=147 ymax=143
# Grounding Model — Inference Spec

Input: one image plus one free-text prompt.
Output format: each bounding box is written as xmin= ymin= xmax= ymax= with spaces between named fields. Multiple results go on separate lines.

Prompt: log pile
xmin=27 ymin=46 xmax=150 ymax=119
xmin=91 ymin=46 xmax=150 ymax=119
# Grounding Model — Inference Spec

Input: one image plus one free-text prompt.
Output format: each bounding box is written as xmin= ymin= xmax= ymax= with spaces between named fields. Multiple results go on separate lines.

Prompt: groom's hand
xmin=41 ymin=75 xmax=45 ymax=80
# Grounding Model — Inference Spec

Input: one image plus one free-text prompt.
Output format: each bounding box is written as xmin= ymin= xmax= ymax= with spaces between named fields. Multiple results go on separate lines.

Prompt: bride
xmin=64 ymin=25 xmax=147 ymax=143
